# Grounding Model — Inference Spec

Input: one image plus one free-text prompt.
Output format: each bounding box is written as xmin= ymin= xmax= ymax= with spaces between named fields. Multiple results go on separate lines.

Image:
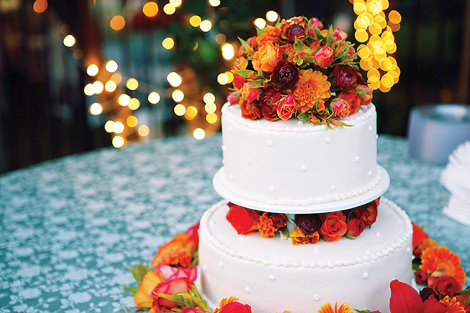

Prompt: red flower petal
xmin=389 ymin=280 xmax=424 ymax=313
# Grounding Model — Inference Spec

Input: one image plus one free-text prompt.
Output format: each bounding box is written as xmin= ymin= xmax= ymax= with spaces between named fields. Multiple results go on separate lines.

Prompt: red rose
xmin=239 ymin=99 xmax=262 ymax=120
xmin=346 ymin=218 xmax=365 ymax=238
xmin=314 ymin=46 xmax=334 ymax=67
xmin=334 ymin=66 xmax=359 ymax=92
xmin=227 ymin=91 xmax=239 ymax=105
xmin=356 ymin=85 xmax=373 ymax=105
xmin=232 ymin=71 xmax=246 ymax=90
xmin=330 ymin=98 xmax=352 ymax=118
xmin=220 ymin=301 xmax=252 ymax=313
xmin=319 ymin=211 xmax=347 ymax=242
xmin=338 ymin=92 xmax=361 ymax=115
xmin=260 ymin=88 xmax=281 ymax=121
xmin=428 ymin=274 xmax=462 ymax=297
xmin=353 ymin=199 xmax=379 ymax=226
xmin=276 ymin=95 xmax=298 ymax=120
xmin=271 ymin=213 xmax=287 ymax=228
xmin=415 ymin=270 xmax=428 ymax=285
xmin=226 ymin=203 xmax=260 ymax=235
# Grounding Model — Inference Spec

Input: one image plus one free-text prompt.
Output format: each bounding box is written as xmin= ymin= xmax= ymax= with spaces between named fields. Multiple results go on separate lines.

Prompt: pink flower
xmin=330 ymin=98 xmax=351 ymax=118
xmin=227 ymin=91 xmax=239 ymax=105
xmin=182 ymin=307 xmax=205 ymax=313
xmin=241 ymin=82 xmax=261 ymax=103
xmin=356 ymin=85 xmax=373 ymax=105
xmin=219 ymin=301 xmax=252 ymax=313
xmin=314 ymin=46 xmax=334 ymax=67
xmin=331 ymin=28 xmax=347 ymax=42
xmin=276 ymin=95 xmax=298 ymax=120
xmin=309 ymin=17 xmax=323 ymax=29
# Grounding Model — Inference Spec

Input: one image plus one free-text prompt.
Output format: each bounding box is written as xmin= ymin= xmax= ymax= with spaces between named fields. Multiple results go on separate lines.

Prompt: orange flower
xmin=290 ymin=227 xmax=320 ymax=245
xmin=439 ymin=296 xmax=467 ymax=313
xmin=134 ymin=271 xmax=163 ymax=308
xmin=420 ymin=246 xmax=467 ymax=288
xmin=151 ymin=233 xmax=197 ymax=269
xmin=318 ymin=302 xmax=355 ymax=313
xmin=256 ymin=27 xmax=281 ymax=46
xmin=252 ymin=42 xmax=281 ymax=73
xmin=293 ymin=69 xmax=331 ymax=113
xmin=258 ymin=212 xmax=277 ymax=238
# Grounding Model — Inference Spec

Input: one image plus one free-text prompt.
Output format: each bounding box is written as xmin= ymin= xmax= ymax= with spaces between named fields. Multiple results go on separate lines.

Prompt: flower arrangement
xmin=225 ymin=198 xmax=380 ymax=244
xmin=124 ymin=221 xmax=470 ymax=313
xmin=227 ymin=16 xmax=373 ymax=126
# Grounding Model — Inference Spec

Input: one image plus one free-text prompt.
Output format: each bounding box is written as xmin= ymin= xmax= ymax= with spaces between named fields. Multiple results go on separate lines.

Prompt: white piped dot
xmin=313 ymin=295 xmax=320 ymax=301
xmin=325 ymin=137 xmax=332 ymax=143
xmin=313 ymin=247 xmax=320 ymax=253
xmin=219 ymin=262 xmax=224 ymax=268
xmin=376 ymin=231 xmax=381 ymax=237
xmin=244 ymin=286 xmax=251 ymax=293
xmin=368 ymin=170 xmax=372 ymax=176
xmin=363 ymin=273 xmax=369 ymax=279
xmin=229 ymin=174 xmax=234 ymax=180
xmin=202 ymin=265 xmax=207 ymax=271
xmin=268 ymin=274 xmax=275 ymax=280
xmin=266 ymin=140 xmax=273 ymax=147
xmin=269 ymin=187 xmax=276 ymax=193
xmin=355 ymin=156 xmax=360 ymax=162
xmin=407 ymin=247 xmax=412 ymax=253
xmin=330 ymin=185 xmax=336 ymax=191
xmin=368 ymin=125 xmax=372 ymax=132
xmin=221 ymin=145 xmax=226 ymax=151
xmin=238 ymin=234 xmax=246 ymax=239
xmin=227 ymin=126 xmax=232 ymax=133
xmin=246 ymin=158 xmax=251 ymax=165
xmin=301 ymin=165 xmax=307 ymax=172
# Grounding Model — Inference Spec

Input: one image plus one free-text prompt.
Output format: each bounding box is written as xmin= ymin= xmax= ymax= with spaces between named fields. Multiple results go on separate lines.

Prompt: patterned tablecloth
xmin=0 ymin=134 xmax=468 ymax=312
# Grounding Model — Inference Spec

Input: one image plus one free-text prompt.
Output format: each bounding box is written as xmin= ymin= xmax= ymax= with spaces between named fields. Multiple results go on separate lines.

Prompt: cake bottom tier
xmin=198 ymin=198 xmax=413 ymax=313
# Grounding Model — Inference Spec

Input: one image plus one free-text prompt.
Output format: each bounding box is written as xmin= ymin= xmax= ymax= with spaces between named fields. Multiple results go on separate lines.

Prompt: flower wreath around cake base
xmin=124 ymin=221 xmax=470 ymax=313
xmin=225 ymin=198 xmax=380 ymax=244
xmin=226 ymin=16 xmax=374 ymax=126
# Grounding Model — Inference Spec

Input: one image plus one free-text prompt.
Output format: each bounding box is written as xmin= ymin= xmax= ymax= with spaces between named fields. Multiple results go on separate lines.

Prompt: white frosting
xmin=213 ymin=103 xmax=389 ymax=213
xmin=198 ymin=198 xmax=413 ymax=313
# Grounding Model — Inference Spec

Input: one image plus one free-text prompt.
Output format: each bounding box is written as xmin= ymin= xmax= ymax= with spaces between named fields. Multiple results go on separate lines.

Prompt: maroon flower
xmin=295 ymin=214 xmax=322 ymax=235
xmin=271 ymin=213 xmax=287 ymax=228
xmin=271 ymin=61 xmax=299 ymax=91
xmin=419 ymin=287 xmax=441 ymax=302
xmin=334 ymin=65 xmax=359 ymax=92
xmin=260 ymin=88 xmax=281 ymax=121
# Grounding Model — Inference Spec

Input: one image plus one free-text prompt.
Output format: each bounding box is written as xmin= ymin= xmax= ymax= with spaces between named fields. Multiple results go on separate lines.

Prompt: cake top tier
xmin=227 ymin=16 xmax=373 ymax=126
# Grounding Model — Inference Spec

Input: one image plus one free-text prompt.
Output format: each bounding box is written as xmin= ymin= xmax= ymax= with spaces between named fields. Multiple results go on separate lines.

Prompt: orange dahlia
xmin=258 ymin=212 xmax=277 ymax=238
xmin=318 ymin=302 xmax=355 ymax=313
xmin=293 ymin=69 xmax=331 ymax=113
xmin=440 ymin=296 xmax=467 ymax=313
xmin=420 ymin=246 xmax=467 ymax=288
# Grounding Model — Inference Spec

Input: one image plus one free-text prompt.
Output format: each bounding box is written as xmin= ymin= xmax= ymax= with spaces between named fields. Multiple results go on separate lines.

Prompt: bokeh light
xmin=89 ymin=103 xmax=102 ymax=115
xmin=143 ymin=2 xmax=158 ymax=17
xmin=118 ymin=94 xmax=131 ymax=106
xmin=254 ymin=18 xmax=267 ymax=29
xmin=174 ymin=104 xmax=186 ymax=116
xmin=105 ymin=60 xmax=118 ymax=73
xmin=266 ymin=11 xmax=279 ymax=22
xmin=138 ymin=125 xmax=150 ymax=137
xmin=127 ymin=115 xmax=138 ymax=127
xmin=193 ymin=128 xmax=205 ymax=140
xmin=126 ymin=78 xmax=139 ymax=90
xmin=148 ymin=92 xmax=161 ymax=104
xmin=87 ymin=64 xmax=99 ymax=77
xmin=110 ymin=15 xmax=125 ymax=31
xmin=200 ymin=20 xmax=212 ymax=32
xmin=112 ymin=136 xmax=125 ymax=148
xmin=63 ymin=35 xmax=76 ymax=47
xmin=167 ymin=72 xmax=182 ymax=87
xmin=162 ymin=37 xmax=175 ymax=50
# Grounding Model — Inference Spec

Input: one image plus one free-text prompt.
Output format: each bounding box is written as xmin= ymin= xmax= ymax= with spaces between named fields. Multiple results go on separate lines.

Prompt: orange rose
xmin=338 ymin=91 xmax=361 ymax=115
xmin=226 ymin=203 xmax=260 ymax=235
xmin=356 ymin=85 xmax=373 ymax=105
xmin=252 ymin=42 xmax=281 ymax=73
xmin=314 ymin=46 xmax=334 ymax=67
xmin=289 ymin=227 xmax=320 ymax=245
xmin=353 ymin=199 xmax=379 ymax=226
xmin=319 ymin=211 xmax=347 ymax=242
xmin=256 ymin=26 xmax=281 ymax=46
xmin=134 ymin=271 xmax=164 ymax=308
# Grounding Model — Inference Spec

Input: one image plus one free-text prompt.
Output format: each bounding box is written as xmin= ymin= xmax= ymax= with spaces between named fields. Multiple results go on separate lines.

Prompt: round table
xmin=0 ymin=134 xmax=468 ymax=312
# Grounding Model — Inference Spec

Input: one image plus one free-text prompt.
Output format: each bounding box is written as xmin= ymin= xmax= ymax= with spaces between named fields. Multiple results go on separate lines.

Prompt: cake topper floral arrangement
xmin=227 ymin=16 xmax=373 ymax=126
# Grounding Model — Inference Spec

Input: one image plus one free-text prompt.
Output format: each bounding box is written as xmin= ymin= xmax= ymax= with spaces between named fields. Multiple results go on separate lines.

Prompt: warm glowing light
xmin=353 ymin=1 xmax=366 ymax=15
xmin=84 ymin=83 xmax=94 ymax=96
xmin=33 ymin=0 xmax=48 ymax=13
xmin=128 ymin=98 xmax=141 ymax=110
xmin=148 ymin=92 xmax=160 ymax=104
xmin=162 ymin=37 xmax=175 ymax=50
xmin=368 ymin=22 xmax=382 ymax=36
xmin=208 ymin=0 xmax=220 ymax=7
xmin=63 ymin=35 xmax=76 ymax=47
xmin=118 ymin=94 xmax=131 ymax=106
xmin=199 ymin=20 xmax=212 ymax=32
xmin=254 ymin=18 xmax=266 ymax=30
xmin=355 ymin=29 xmax=368 ymax=43
xmin=113 ymin=121 xmax=125 ymax=133
xmin=111 ymin=73 xmax=122 ymax=84
xmin=167 ymin=72 xmax=182 ymax=87
xmin=105 ymin=80 xmax=117 ymax=92
xmin=112 ymin=136 xmax=125 ymax=148
xmin=193 ymin=128 xmax=205 ymax=140
xmin=89 ymin=103 xmax=102 ymax=115
xmin=185 ymin=106 xmax=198 ymax=120
xmin=205 ymin=103 xmax=217 ymax=114
xmin=170 ymin=0 xmax=182 ymax=7
xmin=143 ymin=2 xmax=158 ymax=17
xmin=388 ymin=10 xmax=401 ymax=24
xmin=163 ymin=3 xmax=176 ymax=15
xmin=221 ymin=43 xmax=235 ymax=60
xmin=92 ymin=81 xmax=104 ymax=94
xmin=110 ymin=16 xmax=125 ymax=31
xmin=105 ymin=121 xmax=115 ymax=133
xmin=217 ymin=73 xmax=229 ymax=85
xmin=127 ymin=115 xmax=138 ymax=127
xmin=105 ymin=60 xmax=118 ymax=72
xmin=138 ymin=125 xmax=150 ymax=137
xmin=174 ymin=104 xmax=186 ymax=116
xmin=226 ymin=71 xmax=234 ymax=83
xmin=203 ymin=93 xmax=216 ymax=104
xmin=172 ymin=90 xmax=184 ymax=102
xmin=189 ymin=15 xmax=202 ymax=27
xmin=266 ymin=10 xmax=279 ymax=22
xmin=215 ymin=33 xmax=226 ymax=44
xmin=126 ymin=78 xmax=139 ymax=90
xmin=206 ymin=113 xmax=218 ymax=124
xmin=87 ymin=64 xmax=99 ymax=77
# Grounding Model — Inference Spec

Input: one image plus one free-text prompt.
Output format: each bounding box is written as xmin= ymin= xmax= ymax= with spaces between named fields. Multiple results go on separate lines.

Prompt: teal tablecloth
xmin=0 ymin=134 xmax=469 ymax=312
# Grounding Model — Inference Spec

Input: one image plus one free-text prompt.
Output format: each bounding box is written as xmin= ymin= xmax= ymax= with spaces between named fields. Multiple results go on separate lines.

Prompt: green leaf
xmin=293 ymin=38 xmax=304 ymax=51
xmin=293 ymin=56 xmax=304 ymax=66
xmin=297 ymin=112 xmax=309 ymax=122
xmin=128 ymin=262 xmax=151 ymax=284
xmin=191 ymin=250 xmax=199 ymax=268
xmin=238 ymin=37 xmax=250 ymax=52
xmin=356 ymin=309 xmax=374 ymax=313
xmin=122 ymin=285 xmax=139 ymax=295
xmin=232 ymin=70 xmax=251 ymax=78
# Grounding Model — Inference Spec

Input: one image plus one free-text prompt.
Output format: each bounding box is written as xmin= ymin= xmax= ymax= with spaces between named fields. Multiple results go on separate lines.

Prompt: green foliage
xmin=123 ymin=262 xmax=151 ymax=295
